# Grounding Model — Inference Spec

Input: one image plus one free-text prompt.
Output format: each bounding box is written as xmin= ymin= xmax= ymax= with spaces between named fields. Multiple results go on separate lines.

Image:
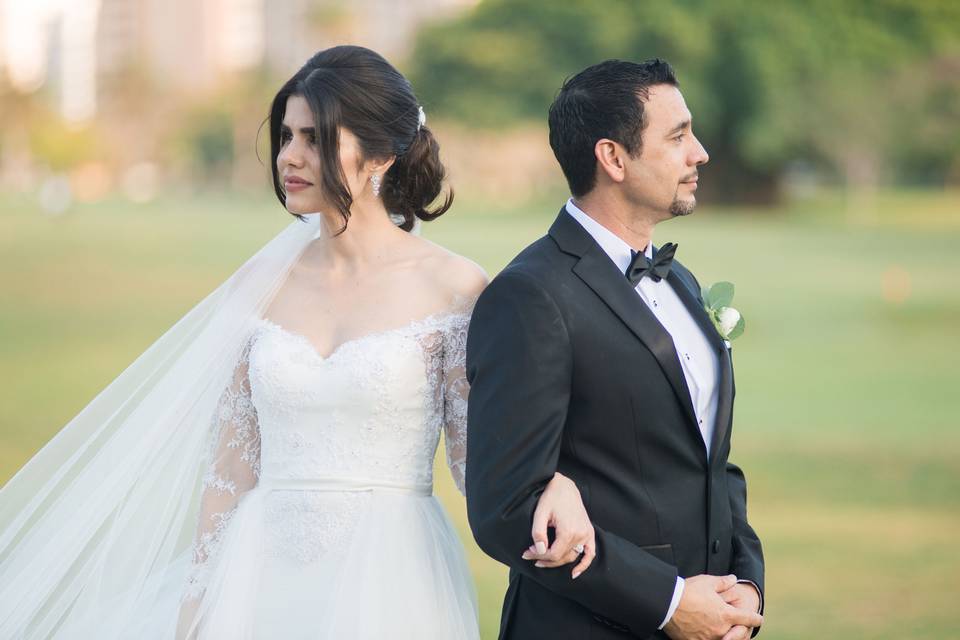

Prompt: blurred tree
xmin=27 ymin=108 xmax=102 ymax=172
xmin=887 ymin=54 xmax=960 ymax=186
xmin=164 ymin=67 xmax=278 ymax=190
xmin=409 ymin=0 xmax=960 ymax=203
xmin=729 ymin=0 xmax=960 ymax=208
xmin=177 ymin=106 xmax=235 ymax=184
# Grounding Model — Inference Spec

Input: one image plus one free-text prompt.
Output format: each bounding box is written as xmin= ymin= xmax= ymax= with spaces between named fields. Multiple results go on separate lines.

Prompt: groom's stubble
xmin=668 ymin=195 xmax=696 ymax=217
xmin=667 ymin=169 xmax=701 ymax=218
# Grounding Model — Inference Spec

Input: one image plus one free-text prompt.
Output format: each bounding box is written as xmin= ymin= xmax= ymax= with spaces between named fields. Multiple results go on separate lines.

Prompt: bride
xmin=0 ymin=46 xmax=594 ymax=639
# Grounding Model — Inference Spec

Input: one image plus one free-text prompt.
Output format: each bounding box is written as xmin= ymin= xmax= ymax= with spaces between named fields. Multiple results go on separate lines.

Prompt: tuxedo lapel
xmin=665 ymin=269 xmax=723 ymax=352
xmin=665 ymin=269 xmax=733 ymax=465
xmin=550 ymin=211 xmax=702 ymax=442
xmin=710 ymin=346 xmax=733 ymax=465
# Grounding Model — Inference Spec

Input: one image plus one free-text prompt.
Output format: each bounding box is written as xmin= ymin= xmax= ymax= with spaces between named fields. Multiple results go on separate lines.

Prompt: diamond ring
xmin=574 ymin=543 xmax=585 ymax=554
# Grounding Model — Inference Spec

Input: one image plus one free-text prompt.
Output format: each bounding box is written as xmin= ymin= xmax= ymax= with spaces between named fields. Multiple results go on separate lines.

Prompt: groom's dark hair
xmin=548 ymin=58 xmax=678 ymax=197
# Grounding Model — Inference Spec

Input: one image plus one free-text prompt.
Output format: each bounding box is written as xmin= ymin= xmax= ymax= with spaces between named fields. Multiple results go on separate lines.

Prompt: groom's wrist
xmin=737 ymin=579 xmax=763 ymax=613
xmin=657 ymin=576 xmax=685 ymax=629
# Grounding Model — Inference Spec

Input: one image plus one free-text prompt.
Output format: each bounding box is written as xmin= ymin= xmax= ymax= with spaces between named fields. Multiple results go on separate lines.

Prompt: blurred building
xmin=2 ymin=0 xmax=478 ymax=123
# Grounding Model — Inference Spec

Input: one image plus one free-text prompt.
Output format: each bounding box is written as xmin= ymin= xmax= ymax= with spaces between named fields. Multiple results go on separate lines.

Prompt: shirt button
xmin=653 ymin=300 xmax=659 ymax=307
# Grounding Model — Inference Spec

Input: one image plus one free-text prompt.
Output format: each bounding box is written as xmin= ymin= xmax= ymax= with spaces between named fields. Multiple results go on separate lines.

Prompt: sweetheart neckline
xmin=257 ymin=307 xmax=471 ymax=362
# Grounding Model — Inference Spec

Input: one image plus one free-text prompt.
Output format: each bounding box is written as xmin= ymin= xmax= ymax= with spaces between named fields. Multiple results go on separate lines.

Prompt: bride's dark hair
xmin=268 ymin=45 xmax=452 ymax=232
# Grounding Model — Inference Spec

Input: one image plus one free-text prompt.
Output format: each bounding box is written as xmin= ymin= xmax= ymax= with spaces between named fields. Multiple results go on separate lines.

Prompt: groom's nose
xmin=691 ymin=135 xmax=709 ymax=166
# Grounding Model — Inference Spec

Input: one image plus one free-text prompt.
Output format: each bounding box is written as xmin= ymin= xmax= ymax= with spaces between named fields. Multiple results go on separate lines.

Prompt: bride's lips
xmin=284 ymin=176 xmax=313 ymax=192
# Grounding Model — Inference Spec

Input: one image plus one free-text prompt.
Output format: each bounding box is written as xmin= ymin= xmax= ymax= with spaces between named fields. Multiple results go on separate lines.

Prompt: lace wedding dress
xmin=0 ymin=216 xmax=479 ymax=639
xmin=175 ymin=306 xmax=479 ymax=639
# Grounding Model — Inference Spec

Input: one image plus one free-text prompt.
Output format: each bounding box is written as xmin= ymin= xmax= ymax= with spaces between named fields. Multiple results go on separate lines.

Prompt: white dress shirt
xmin=565 ymin=198 xmax=722 ymax=629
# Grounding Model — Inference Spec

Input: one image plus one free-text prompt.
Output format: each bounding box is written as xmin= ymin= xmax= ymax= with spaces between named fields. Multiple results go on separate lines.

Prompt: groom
xmin=466 ymin=59 xmax=765 ymax=639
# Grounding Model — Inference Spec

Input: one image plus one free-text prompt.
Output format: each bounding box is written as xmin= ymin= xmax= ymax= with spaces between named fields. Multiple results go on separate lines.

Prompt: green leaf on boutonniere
xmin=703 ymin=282 xmax=745 ymax=341
xmin=703 ymin=281 xmax=734 ymax=310
xmin=725 ymin=313 xmax=745 ymax=341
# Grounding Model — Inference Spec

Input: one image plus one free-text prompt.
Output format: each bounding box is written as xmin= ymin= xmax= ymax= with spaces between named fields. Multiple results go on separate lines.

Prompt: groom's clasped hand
xmin=522 ymin=475 xmax=762 ymax=640
xmin=663 ymin=574 xmax=762 ymax=640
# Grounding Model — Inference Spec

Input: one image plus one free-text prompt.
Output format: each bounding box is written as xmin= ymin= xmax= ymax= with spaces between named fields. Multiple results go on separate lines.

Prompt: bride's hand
xmin=521 ymin=471 xmax=596 ymax=579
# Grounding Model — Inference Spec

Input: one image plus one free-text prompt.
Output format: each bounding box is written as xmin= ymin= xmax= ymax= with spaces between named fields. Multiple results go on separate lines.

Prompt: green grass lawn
xmin=1 ymin=189 xmax=958 ymax=638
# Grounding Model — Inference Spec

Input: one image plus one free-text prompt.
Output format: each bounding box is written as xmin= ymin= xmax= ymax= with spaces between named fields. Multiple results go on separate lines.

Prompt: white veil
xmin=0 ymin=213 xmax=322 ymax=638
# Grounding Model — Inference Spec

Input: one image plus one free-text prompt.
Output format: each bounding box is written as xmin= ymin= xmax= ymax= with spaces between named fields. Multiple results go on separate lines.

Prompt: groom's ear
xmin=594 ymin=138 xmax=626 ymax=185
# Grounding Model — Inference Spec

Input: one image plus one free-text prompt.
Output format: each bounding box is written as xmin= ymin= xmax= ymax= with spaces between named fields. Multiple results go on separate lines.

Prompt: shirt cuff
xmin=737 ymin=579 xmax=763 ymax=613
xmin=658 ymin=576 xmax=685 ymax=629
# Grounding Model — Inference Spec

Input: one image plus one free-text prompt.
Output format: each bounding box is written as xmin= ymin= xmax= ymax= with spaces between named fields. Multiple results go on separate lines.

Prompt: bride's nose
xmin=278 ymin=139 xmax=305 ymax=169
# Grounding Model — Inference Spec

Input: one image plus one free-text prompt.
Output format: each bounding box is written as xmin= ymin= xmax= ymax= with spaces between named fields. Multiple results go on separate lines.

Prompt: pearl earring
xmin=370 ymin=173 xmax=382 ymax=197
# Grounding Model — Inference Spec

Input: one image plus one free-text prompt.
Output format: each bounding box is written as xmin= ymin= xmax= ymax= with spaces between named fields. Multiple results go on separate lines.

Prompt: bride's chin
xmin=285 ymin=198 xmax=324 ymax=216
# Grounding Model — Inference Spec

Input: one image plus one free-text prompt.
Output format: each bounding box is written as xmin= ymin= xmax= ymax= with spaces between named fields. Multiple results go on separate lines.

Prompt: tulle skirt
xmin=61 ymin=486 xmax=479 ymax=640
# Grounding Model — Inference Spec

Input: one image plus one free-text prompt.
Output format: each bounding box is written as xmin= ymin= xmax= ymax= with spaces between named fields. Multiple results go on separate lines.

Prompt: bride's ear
xmin=365 ymin=155 xmax=396 ymax=178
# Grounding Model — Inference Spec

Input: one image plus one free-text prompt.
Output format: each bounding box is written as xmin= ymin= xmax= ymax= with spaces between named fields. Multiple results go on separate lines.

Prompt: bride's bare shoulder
xmin=411 ymin=237 xmax=488 ymax=302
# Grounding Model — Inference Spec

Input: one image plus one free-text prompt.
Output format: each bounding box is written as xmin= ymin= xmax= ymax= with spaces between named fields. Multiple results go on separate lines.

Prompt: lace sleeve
xmin=441 ymin=313 xmax=470 ymax=496
xmin=178 ymin=341 xmax=260 ymax=620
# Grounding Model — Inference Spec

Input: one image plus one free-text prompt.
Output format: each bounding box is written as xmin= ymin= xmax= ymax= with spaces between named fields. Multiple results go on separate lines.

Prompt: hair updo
xmin=268 ymin=45 xmax=452 ymax=232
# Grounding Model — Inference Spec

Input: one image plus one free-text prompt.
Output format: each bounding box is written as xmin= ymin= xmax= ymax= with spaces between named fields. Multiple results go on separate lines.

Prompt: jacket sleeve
xmin=727 ymin=461 xmax=765 ymax=636
xmin=687 ymin=267 xmax=765 ymax=629
xmin=465 ymin=270 xmax=678 ymax=637
xmin=688 ymin=266 xmax=765 ymax=634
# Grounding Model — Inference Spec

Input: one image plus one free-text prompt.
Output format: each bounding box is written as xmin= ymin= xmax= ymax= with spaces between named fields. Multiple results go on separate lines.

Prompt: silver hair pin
xmin=417 ymin=105 xmax=426 ymax=131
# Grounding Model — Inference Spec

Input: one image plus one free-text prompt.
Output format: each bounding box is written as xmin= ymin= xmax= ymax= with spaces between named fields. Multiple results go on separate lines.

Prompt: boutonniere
xmin=702 ymin=282 xmax=745 ymax=342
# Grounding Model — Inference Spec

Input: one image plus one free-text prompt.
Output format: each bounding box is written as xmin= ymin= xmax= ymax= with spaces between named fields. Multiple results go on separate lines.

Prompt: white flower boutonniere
xmin=702 ymin=281 xmax=745 ymax=342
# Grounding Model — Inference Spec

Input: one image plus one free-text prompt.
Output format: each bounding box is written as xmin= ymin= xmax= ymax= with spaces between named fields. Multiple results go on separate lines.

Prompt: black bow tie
xmin=625 ymin=242 xmax=677 ymax=285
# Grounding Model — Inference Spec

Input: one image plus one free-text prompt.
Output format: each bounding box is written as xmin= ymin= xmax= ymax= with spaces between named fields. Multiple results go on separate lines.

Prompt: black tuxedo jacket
xmin=465 ymin=208 xmax=765 ymax=639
